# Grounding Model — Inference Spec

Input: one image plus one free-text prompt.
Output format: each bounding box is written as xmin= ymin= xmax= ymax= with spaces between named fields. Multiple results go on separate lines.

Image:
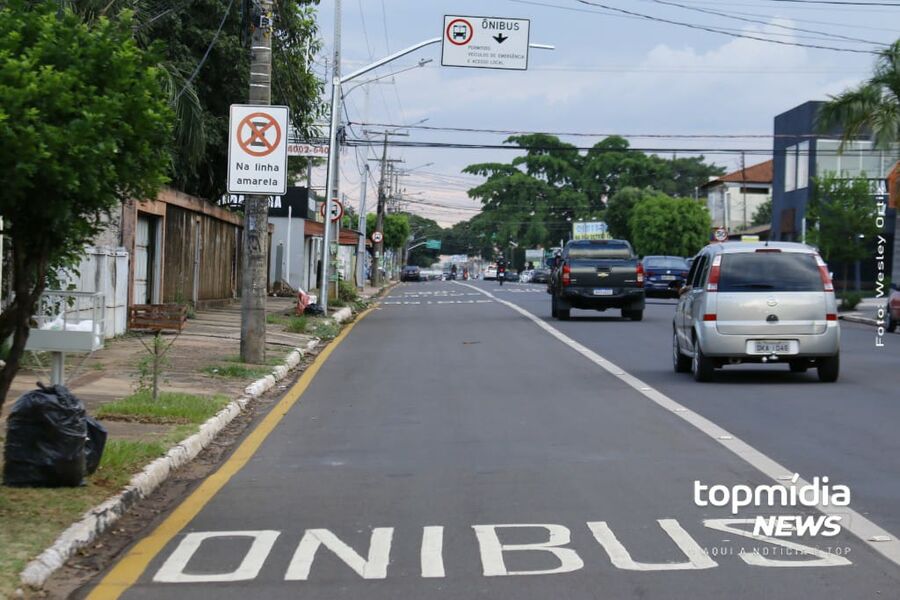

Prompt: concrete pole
xmin=373 ymin=133 xmax=388 ymax=287
xmin=357 ymin=166 xmax=369 ymax=289
xmin=318 ymin=0 xmax=341 ymax=312
xmin=240 ymin=0 xmax=273 ymax=364
xmin=286 ymin=204 xmax=292 ymax=287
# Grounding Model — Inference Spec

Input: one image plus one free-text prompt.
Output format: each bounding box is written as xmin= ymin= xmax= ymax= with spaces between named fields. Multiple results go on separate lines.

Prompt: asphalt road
xmin=86 ymin=280 xmax=900 ymax=599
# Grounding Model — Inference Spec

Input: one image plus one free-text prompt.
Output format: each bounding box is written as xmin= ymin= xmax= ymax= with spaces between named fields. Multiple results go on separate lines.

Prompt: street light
xmin=320 ymin=38 xmax=442 ymax=311
xmin=320 ymin=36 xmax=555 ymax=310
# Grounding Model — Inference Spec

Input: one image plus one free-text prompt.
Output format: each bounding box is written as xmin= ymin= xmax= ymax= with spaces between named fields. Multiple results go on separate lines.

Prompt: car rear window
xmin=718 ymin=253 xmax=824 ymax=292
xmin=567 ymin=242 xmax=633 ymax=260
xmin=645 ymin=257 xmax=688 ymax=270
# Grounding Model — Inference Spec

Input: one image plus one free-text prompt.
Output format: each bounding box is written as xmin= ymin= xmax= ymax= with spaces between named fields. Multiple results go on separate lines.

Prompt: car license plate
xmin=660 ymin=275 xmax=676 ymax=281
xmin=752 ymin=341 xmax=794 ymax=354
xmin=593 ymin=288 xmax=613 ymax=296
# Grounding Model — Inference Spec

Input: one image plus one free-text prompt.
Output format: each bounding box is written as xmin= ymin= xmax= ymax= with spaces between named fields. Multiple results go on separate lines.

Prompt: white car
xmin=483 ymin=265 xmax=498 ymax=280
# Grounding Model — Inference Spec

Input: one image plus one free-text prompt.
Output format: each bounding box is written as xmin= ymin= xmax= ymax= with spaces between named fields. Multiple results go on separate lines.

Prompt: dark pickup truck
xmin=548 ymin=239 xmax=645 ymax=321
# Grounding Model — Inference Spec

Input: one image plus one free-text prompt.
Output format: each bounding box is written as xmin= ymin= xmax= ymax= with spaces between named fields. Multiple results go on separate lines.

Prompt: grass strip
xmin=97 ymin=391 xmax=230 ymax=424
xmin=0 ymin=427 xmax=193 ymax=597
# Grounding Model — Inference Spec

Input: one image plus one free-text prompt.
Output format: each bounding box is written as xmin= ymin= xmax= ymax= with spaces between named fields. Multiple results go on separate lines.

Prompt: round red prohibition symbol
xmin=237 ymin=112 xmax=282 ymax=157
xmin=446 ymin=18 xmax=474 ymax=46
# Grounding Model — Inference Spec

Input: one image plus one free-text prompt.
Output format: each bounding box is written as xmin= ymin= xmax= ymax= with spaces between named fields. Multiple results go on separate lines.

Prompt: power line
xmin=348 ymin=120 xmax=850 ymax=140
xmin=569 ymin=0 xmax=880 ymax=53
xmin=762 ymin=0 xmax=900 ymax=5
xmin=638 ymin=0 xmax=886 ymax=45
xmin=345 ymin=139 xmax=897 ymax=156
xmin=174 ymin=0 xmax=236 ymax=101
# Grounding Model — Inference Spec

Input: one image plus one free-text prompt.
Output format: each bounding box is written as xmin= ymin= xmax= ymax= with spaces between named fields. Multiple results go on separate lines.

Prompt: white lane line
xmin=456 ymin=282 xmax=900 ymax=568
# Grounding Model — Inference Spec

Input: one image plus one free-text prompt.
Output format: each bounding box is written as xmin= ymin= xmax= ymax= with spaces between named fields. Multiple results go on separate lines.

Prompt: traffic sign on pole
xmin=441 ymin=15 xmax=531 ymax=70
xmin=320 ymin=198 xmax=344 ymax=222
xmin=714 ymin=227 xmax=729 ymax=242
xmin=371 ymin=231 xmax=383 ymax=244
xmin=228 ymin=104 xmax=289 ymax=195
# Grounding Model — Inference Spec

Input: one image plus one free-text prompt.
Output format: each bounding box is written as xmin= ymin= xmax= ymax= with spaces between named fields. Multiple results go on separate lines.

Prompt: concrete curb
xmin=839 ymin=313 xmax=879 ymax=327
xmin=19 ymin=338 xmax=320 ymax=590
xmin=332 ymin=306 xmax=353 ymax=324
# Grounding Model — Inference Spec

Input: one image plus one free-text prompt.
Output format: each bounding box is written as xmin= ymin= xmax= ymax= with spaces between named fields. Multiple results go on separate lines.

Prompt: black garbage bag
xmin=3 ymin=383 xmax=87 ymax=487
xmin=305 ymin=303 xmax=325 ymax=316
xmin=84 ymin=416 xmax=108 ymax=476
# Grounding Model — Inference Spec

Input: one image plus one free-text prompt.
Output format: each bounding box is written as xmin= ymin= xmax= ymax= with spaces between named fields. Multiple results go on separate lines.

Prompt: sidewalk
xmin=839 ymin=296 xmax=886 ymax=327
xmin=1 ymin=297 xmax=315 ymax=443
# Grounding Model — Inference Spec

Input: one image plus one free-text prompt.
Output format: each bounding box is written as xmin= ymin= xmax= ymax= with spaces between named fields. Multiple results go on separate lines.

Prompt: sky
xmin=307 ymin=0 xmax=899 ymax=226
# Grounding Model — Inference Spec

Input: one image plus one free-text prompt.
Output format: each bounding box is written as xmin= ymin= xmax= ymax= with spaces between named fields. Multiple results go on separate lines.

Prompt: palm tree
xmin=819 ymin=40 xmax=900 ymax=149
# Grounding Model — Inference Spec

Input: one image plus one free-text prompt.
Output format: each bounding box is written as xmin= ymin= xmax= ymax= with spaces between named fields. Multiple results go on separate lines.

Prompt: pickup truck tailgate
xmin=568 ymin=259 xmax=639 ymax=288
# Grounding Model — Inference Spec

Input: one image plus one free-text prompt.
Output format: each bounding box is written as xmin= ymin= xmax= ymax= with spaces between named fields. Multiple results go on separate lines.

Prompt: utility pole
xmin=318 ymin=0 xmax=343 ymax=311
xmin=741 ymin=151 xmax=747 ymax=230
xmin=373 ymin=133 xmax=389 ymax=287
xmin=240 ymin=0 xmax=273 ymax=364
xmin=356 ymin=164 xmax=369 ymax=289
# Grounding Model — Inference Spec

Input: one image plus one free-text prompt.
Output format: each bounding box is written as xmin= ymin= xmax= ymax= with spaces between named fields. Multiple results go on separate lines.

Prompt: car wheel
xmin=887 ymin=307 xmax=897 ymax=333
xmin=673 ymin=329 xmax=691 ymax=373
xmin=817 ymin=353 xmax=840 ymax=383
xmin=557 ymin=299 xmax=571 ymax=320
xmin=623 ymin=309 xmax=643 ymax=321
xmin=692 ymin=337 xmax=714 ymax=382
xmin=789 ymin=360 xmax=808 ymax=373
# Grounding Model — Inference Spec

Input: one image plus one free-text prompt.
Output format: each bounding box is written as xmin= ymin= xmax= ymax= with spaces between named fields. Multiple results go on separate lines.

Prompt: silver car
xmin=673 ymin=242 xmax=840 ymax=382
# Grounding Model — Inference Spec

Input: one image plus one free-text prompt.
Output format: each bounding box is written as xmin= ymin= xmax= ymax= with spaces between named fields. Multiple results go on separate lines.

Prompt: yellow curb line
xmin=86 ymin=307 xmax=374 ymax=599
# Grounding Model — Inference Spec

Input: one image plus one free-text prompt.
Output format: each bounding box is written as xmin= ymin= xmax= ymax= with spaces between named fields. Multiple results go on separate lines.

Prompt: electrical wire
xmin=569 ymin=0 xmax=881 ymax=53
xmin=175 ymin=0 xmax=236 ymax=101
xmin=637 ymin=0 xmax=886 ymax=45
xmin=348 ymin=121 xmax=847 ymax=140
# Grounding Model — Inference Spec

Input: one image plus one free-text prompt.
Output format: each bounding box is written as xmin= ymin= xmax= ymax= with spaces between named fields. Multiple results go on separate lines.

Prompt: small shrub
xmin=839 ymin=292 xmax=863 ymax=311
xmin=285 ymin=315 xmax=307 ymax=334
xmin=338 ymin=280 xmax=359 ymax=303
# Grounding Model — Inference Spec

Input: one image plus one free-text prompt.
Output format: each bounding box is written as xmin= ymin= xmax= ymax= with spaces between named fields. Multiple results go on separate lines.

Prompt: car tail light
xmin=636 ymin=262 xmax=644 ymax=287
xmin=706 ymin=255 xmax=722 ymax=292
xmin=815 ymin=255 xmax=834 ymax=292
xmin=703 ymin=314 xmax=717 ymax=321
xmin=562 ymin=264 xmax=571 ymax=286
xmin=755 ymin=248 xmax=782 ymax=253
xmin=826 ymin=313 xmax=837 ymax=321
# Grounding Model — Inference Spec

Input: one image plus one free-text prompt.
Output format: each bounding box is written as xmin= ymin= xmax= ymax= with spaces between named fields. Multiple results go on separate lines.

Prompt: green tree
xmin=72 ymin=0 xmax=323 ymax=201
xmin=807 ymin=173 xmax=880 ymax=291
xmin=751 ymin=198 xmax=773 ymax=227
xmin=629 ymin=195 xmax=711 ymax=257
xmin=383 ymin=214 xmax=410 ymax=250
xmin=0 ymin=2 xmax=172 ymax=409
xmin=460 ymin=135 xmax=722 ymax=255
xmin=605 ymin=187 xmax=669 ymax=240
xmin=819 ymin=39 xmax=900 ymax=149
xmin=405 ymin=214 xmax=443 ymax=267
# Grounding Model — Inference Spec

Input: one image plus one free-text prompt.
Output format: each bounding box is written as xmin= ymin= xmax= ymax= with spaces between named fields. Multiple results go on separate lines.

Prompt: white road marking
xmin=285 ymin=528 xmax=394 ymax=580
xmin=153 ymin=530 xmax=280 ymax=583
xmin=704 ymin=519 xmax=851 ymax=567
xmin=587 ymin=520 xmax=717 ymax=571
xmin=421 ymin=526 xmax=446 ymax=578
xmin=456 ymin=281 xmax=900 ymax=568
xmin=472 ymin=524 xmax=584 ymax=576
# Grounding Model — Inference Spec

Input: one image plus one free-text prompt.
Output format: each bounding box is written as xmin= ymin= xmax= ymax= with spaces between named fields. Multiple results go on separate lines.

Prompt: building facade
xmin=701 ymin=159 xmax=772 ymax=232
xmin=771 ymin=101 xmax=899 ymax=287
